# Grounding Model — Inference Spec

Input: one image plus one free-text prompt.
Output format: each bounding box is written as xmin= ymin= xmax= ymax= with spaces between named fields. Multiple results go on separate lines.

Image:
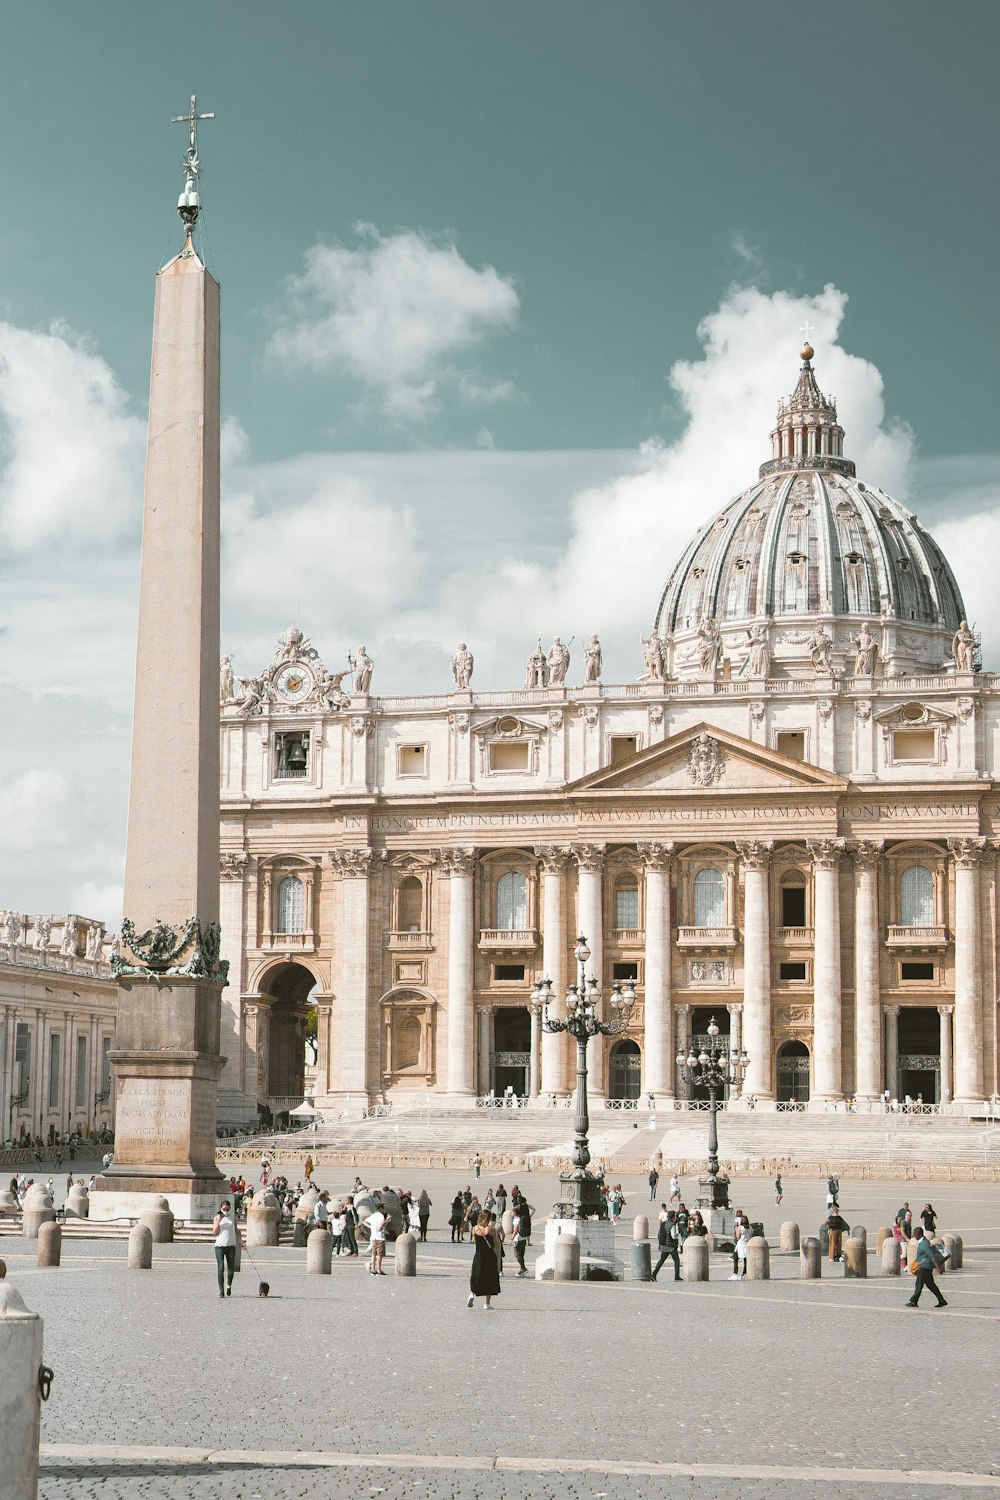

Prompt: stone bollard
xmin=293 ymin=1218 xmax=309 ymax=1249
xmin=140 ymin=1198 xmax=175 ymax=1244
xmin=683 ymin=1235 xmax=708 ymax=1282
xmin=906 ymin=1238 xmax=918 ymax=1274
xmin=0 ymin=1188 xmax=20 ymax=1219
xmin=64 ymin=1184 xmax=89 ymax=1220
xmin=306 ymin=1227 xmax=332 ymax=1275
xmin=501 ymin=1208 xmax=515 ymax=1239
xmin=37 ymin=1222 xmax=62 ymax=1269
xmin=297 ymin=1187 xmax=319 ymax=1219
xmin=943 ymin=1233 xmax=963 ymax=1270
xmin=800 ymin=1237 xmax=821 ymax=1278
xmin=844 ymin=1236 xmax=867 ymax=1278
xmin=746 ymin=1236 xmax=770 ymax=1280
xmin=21 ymin=1190 xmax=55 ymax=1241
xmin=779 ymin=1221 xmax=800 ymax=1252
xmin=630 ymin=1241 xmax=651 ymax=1281
xmin=247 ymin=1194 xmax=280 ymax=1249
xmin=881 ymin=1238 xmax=901 ymax=1275
xmin=128 ymin=1223 xmax=153 ymax=1270
xmin=875 ymin=1226 xmax=891 ymax=1255
xmin=0 ymin=1282 xmax=46 ymax=1500
xmin=819 ymin=1222 xmax=830 ymax=1255
xmin=553 ymin=1235 xmax=581 ymax=1282
xmin=931 ymin=1237 xmax=947 ymax=1273
xmin=394 ymin=1231 xmax=417 ymax=1277
xmin=633 ymin=1215 xmax=649 ymax=1243
xmin=850 ymin=1225 xmax=867 ymax=1250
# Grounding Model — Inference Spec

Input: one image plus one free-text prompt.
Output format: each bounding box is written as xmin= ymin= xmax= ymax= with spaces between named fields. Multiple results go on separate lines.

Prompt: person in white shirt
xmin=331 ymin=1211 xmax=346 ymax=1255
xmin=315 ymin=1191 xmax=331 ymax=1228
xmin=408 ymin=1199 xmax=421 ymax=1233
xmin=368 ymin=1208 xmax=387 ymax=1275
xmin=213 ymin=1199 xmax=241 ymax=1298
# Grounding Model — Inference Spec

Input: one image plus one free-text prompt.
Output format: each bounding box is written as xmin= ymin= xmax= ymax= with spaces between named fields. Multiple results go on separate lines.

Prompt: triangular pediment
xmin=570 ymin=722 xmax=846 ymax=794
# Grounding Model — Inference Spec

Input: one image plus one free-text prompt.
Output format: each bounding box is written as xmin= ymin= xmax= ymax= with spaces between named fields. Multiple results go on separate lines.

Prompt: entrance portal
xmin=491 ymin=1006 xmax=530 ymax=1097
xmin=689 ymin=1008 xmax=731 ymax=1101
xmin=609 ymin=1038 xmax=641 ymax=1100
xmin=896 ymin=1006 xmax=940 ymax=1104
xmin=777 ymin=1040 xmax=810 ymax=1102
xmin=260 ymin=962 xmax=316 ymax=1122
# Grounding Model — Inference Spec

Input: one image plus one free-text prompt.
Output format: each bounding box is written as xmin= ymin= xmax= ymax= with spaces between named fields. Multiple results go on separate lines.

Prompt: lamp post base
xmin=552 ymin=1168 xmax=606 ymax=1220
xmin=535 ymin=1215 xmax=624 ymax=1280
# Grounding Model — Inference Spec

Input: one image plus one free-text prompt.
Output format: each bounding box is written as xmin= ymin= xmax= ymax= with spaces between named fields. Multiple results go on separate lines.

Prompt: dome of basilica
xmin=652 ymin=347 xmax=967 ymax=681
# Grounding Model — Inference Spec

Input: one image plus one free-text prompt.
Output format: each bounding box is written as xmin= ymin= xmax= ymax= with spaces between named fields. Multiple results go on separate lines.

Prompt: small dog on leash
xmin=257 ymin=1281 xmax=270 ymax=1298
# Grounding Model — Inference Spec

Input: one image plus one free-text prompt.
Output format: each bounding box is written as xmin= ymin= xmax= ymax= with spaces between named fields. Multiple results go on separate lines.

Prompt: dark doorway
xmin=777 ymin=1039 xmax=810 ymax=1102
xmin=260 ymin=962 xmax=316 ymax=1112
xmin=609 ymin=1039 xmax=641 ymax=1100
xmin=689 ymin=1008 xmax=731 ymax=1100
xmin=492 ymin=1006 xmax=530 ymax=1096
xmin=896 ymin=1006 xmax=940 ymax=1104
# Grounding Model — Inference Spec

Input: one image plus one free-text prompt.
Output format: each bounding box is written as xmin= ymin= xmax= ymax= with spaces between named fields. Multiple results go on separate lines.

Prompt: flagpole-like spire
xmin=170 ymin=94 xmax=215 ymax=245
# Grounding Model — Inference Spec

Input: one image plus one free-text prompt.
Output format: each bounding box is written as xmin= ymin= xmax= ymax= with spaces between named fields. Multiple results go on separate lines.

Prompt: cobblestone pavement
xmin=10 ymin=1167 xmax=1000 ymax=1498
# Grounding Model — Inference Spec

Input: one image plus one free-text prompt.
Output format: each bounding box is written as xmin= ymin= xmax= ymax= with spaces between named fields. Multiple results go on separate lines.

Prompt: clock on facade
xmin=275 ymin=664 xmax=313 ymax=702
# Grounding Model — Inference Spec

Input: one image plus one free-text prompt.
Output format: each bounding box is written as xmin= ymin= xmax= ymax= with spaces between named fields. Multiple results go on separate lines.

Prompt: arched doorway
xmin=609 ymin=1038 xmax=641 ymax=1101
xmin=777 ymin=1040 xmax=810 ymax=1102
xmin=260 ymin=962 xmax=317 ymax=1123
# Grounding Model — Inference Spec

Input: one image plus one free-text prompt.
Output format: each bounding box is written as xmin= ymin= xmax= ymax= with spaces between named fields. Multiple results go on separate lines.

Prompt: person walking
xmin=512 ymin=1202 xmax=529 ymax=1276
xmin=417 ymin=1189 xmax=432 ymax=1242
xmin=212 ymin=1199 xmax=241 ymax=1298
xmin=467 ymin=1209 xmax=502 ymax=1309
xmin=450 ymin=1193 xmax=465 ymax=1243
xmin=774 ymin=1173 xmax=783 ymax=1206
xmin=651 ymin=1210 xmax=681 ymax=1282
xmin=342 ymin=1196 xmax=359 ymax=1256
xmin=730 ymin=1219 xmax=750 ymax=1280
xmin=368 ymin=1204 xmax=387 ymax=1275
xmin=304 ymin=1154 xmax=314 ymax=1183
xmin=824 ymin=1204 xmax=850 ymax=1263
xmin=331 ymin=1207 xmax=346 ymax=1255
xmin=648 ymin=1165 xmax=660 ymax=1201
xmin=920 ymin=1203 xmax=937 ymax=1237
xmin=473 ymin=1153 xmax=483 ymax=1180
xmin=905 ymin=1225 xmax=947 ymax=1309
xmin=669 ymin=1174 xmax=681 ymax=1205
xmin=495 ymin=1184 xmax=507 ymax=1218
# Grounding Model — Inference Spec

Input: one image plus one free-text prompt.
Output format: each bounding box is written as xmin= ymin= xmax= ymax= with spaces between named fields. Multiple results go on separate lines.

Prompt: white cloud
xmin=266 ymin=225 xmax=519 ymax=421
xmin=0 ymin=768 xmax=73 ymax=855
xmin=0 ymin=320 xmax=144 ymax=550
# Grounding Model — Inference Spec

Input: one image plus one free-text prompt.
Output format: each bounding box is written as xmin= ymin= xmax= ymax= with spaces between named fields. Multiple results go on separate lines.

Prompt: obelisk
xmin=92 ymin=98 xmax=226 ymax=1221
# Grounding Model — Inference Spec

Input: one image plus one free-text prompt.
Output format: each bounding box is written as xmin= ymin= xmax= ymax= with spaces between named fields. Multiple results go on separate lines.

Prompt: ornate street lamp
xmin=531 ymin=935 xmax=636 ymax=1219
xmin=676 ymin=1016 xmax=748 ymax=1222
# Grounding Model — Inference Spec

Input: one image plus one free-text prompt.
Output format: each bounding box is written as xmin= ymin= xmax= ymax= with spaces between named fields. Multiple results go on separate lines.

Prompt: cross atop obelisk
xmin=170 ymin=95 xmax=215 ymax=239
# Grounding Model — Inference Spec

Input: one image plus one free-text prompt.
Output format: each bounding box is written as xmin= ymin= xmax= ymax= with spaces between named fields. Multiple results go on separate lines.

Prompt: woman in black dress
xmin=467 ymin=1209 xmax=501 ymax=1310
xmin=449 ymin=1193 xmax=465 ymax=1243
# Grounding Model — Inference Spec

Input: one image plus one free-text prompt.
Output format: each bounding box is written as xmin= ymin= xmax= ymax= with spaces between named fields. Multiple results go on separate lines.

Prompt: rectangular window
xmin=14 ymin=1022 xmax=30 ymax=1093
xmin=48 ymin=1034 xmax=61 ymax=1110
xmin=776 ymin=731 xmax=806 ymax=762
xmin=101 ymin=1037 xmax=112 ymax=1095
xmin=779 ymin=961 xmax=807 ymax=981
xmin=75 ymin=1035 xmax=87 ymax=1108
xmin=780 ymin=886 xmax=807 ymax=927
xmin=615 ymin=887 xmax=639 ymax=929
xmin=613 ymin=961 xmax=639 ymax=982
xmin=610 ymin=735 xmax=638 ymax=765
xmin=274 ymin=731 xmax=310 ymax=779
xmin=489 ymin=741 xmax=529 ymax=773
xmin=493 ymin=963 xmax=525 ymax=983
xmin=398 ymin=744 xmax=427 ymax=776
xmin=901 ymin=961 xmax=935 ymax=981
xmin=893 ymin=729 xmax=935 ymax=762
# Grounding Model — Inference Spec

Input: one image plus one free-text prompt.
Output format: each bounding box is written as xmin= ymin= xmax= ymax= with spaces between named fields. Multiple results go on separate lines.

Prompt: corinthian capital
xmin=849 ymin=839 xmax=883 ymax=871
xmin=638 ymin=841 xmax=675 ymax=871
xmin=329 ymin=846 xmax=379 ymax=878
xmin=736 ymin=838 xmax=773 ymax=871
xmin=574 ymin=842 xmax=606 ymax=872
xmin=948 ymin=836 xmax=987 ymax=869
xmin=807 ymin=837 xmax=845 ymax=869
xmin=534 ymin=844 xmax=572 ymax=875
xmin=441 ymin=846 xmax=477 ymax=877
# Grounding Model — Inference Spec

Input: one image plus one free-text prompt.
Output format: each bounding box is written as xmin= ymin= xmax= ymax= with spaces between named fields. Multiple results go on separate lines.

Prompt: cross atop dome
xmin=760 ymin=343 xmax=855 ymax=480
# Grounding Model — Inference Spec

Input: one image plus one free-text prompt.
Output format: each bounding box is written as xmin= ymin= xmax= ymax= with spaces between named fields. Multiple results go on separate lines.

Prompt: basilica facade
xmin=216 ymin=347 xmax=999 ymax=1120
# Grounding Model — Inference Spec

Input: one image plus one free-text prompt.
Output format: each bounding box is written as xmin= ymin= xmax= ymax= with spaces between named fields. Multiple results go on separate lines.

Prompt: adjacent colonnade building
xmin=217 ymin=349 xmax=999 ymax=1119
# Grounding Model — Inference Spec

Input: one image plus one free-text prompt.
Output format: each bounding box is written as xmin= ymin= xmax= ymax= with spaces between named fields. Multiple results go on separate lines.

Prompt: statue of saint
xmin=747 ymin=623 xmax=770 ymax=678
xmin=953 ymin=619 xmax=976 ymax=672
xmin=853 ymin=622 xmax=877 ymax=676
xmin=525 ymin=638 xmax=548 ymax=688
xmin=33 ymin=915 xmax=52 ymax=951
xmin=352 ymin=646 xmax=374 ymax=695
xmin=320 ymin=669 xmax=350 ymax=706
xmin=451 ymin=643 xmax=474 ymax=689
xmin=2 ymin=910 xmax=21 ymax=945
xmin=220 ymin=654 xmax=235 ymax=705
xmin=86 ymin=923 xmax=105 ymax=961
xmin=696 ymin=617 xmax=722 ymax=676
xmin=547 ymin=637 xmax=570 ymax=686
xmin=640 ymin=629 xmax=664 ymax=681
xmin=237 ymin=674 xmax=265 ymax=715
xmin=808 ymin=626 xmax=834 ymax=675
xmin=584 ymin=634 xmax=602 ymax=683
xmin=61 ymin=914 xmax=79 ymax=957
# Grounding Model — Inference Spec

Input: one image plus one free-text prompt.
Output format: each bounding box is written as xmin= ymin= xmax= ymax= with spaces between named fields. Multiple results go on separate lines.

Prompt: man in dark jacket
xmin=651 ymin=1210 xmax=681 ymax=1281
xmin=824 ymin=1204 xmax=850 ymax=1263
xmin=906 ymin=1226 xmax=947 ymax=1308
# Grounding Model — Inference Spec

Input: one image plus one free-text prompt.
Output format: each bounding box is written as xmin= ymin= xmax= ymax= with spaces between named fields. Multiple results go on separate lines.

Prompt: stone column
xmin=218 ymin=857 xmax=248 ymax=1116
xmin=315 ymin=1003 xmax=333 ymax=1097
xmin=949 ymin=838 xmax=985 ymax=1104
xmin=852 ymin=841 xmax=883 ymax=1101
xmin=477 ymin=1008 xmax=491 ymax=1096
xmin=641 ymin=843 xmax=674 ymax=1100
xmin=727 ymin=1004 xmax=743 ymax=1096
xmin=809 ymin=839 xmax=845 ymax=1103
xmin=330 ymin=848 xmax=376 ymax=1100
xmin=443 ymin=848 xmax=476 ymax=1096
xmin=529 ymin=1007 xmax=540 ymax=1098
xmin=675 ymin=1004 xmax=690 ymax=1099
xmin=536 ymin=846 xmax=570 ymax=1095
xmin=938 ymin=1005 xmax=954 ymax=1105
xmin=574 ymin=845 xmax=606 ymax=1095
xmin=884 ymin=1004 xmax=899 ymax=1099
xmin=738 ymin=841 xmax=773 ymax=1100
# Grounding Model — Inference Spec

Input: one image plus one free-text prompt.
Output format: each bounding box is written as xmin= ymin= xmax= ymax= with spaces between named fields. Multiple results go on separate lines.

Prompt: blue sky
xmin=0 ymin=1 xmax=998 ymax=916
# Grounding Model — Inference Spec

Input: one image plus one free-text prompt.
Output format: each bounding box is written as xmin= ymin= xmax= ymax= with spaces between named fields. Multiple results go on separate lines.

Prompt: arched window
xmin=693 ymin=867 xmax=725 ymax=928
xmin=900 ymin=865 xmax=934 ymax=927
xmin=276 ymin=876 xmax=306 ymax=934
xmin=615 ymin=882 xmax=639 ymax=930
xmin=496 ymin=871 xmax=528 ymax=930
xmin=397 ymin=876 xmax=423 ymax=933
